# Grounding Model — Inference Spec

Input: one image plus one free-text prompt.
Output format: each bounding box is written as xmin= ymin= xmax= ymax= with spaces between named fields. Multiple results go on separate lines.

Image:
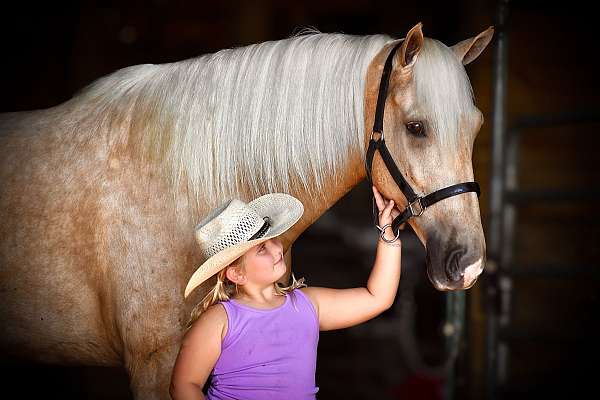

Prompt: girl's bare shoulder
xmin=186 ymin=303 xmax=228 ymax=342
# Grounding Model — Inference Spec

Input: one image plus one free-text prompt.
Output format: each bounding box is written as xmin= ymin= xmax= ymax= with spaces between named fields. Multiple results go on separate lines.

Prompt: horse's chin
xmin=429 ymin=276 xmax=480 ymax=291
xmin=426 ymin=258 xmax=484 ymax=291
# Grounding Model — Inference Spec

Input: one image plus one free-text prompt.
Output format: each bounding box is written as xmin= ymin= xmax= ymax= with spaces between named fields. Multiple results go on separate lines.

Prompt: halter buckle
xmin=408 ymin=197 xmax=425 ymax=217
xmin=370 ymin=130 xmax=384 ymax=141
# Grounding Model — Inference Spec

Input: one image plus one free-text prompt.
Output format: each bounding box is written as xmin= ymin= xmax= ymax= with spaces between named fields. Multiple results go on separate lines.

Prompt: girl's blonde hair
xmin=186 ymin=256 xmax=306 ymax=329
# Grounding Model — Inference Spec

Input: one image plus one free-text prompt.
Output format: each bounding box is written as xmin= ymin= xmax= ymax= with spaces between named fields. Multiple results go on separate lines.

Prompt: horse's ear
xmin=451 ymin=26 xmax=495 ymax=65
xmin=399 ymin=22 xmax=424 ymax=68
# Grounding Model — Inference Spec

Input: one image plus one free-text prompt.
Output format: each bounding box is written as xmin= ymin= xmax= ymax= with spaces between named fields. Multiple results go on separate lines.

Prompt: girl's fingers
xmin=373 ymin=186 xmax=403 ymax=222
xmin=382 ymin=199 xmax=395 ymax=216
xmin=372 ymin=186 xmax=385 ymax=211
xmin=373 ymin=186 xmax=400 ymax=219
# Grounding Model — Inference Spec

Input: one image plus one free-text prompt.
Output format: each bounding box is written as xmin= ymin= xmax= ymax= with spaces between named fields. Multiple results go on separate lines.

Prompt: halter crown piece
xmin=365 ymin=41 xmax=481 ymax=241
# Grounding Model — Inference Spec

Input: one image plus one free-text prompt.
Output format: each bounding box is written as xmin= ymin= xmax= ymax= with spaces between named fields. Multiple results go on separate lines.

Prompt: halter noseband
xmin=365 ymin=41 xmax=481 ymax=238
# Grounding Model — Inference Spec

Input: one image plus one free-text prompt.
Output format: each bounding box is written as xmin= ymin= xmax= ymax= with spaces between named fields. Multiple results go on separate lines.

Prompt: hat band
xmin=249 ymin=217 xmax=271 ymax=240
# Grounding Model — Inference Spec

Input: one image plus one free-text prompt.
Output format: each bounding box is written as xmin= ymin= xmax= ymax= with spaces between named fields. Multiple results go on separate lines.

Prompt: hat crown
xmin=195 ymin=199 xmax=267 ymax=259
xmin=185 ymin=193 xmax=304 ymax=298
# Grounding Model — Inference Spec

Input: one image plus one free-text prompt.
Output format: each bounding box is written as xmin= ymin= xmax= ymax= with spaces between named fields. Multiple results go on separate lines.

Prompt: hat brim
xmin=184 ymin=193 xmax=304 ymax=298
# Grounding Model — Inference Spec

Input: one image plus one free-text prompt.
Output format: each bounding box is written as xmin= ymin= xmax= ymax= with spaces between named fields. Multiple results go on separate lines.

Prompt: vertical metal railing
xmin=485 ymin=0 xmax=510 ymax=399
xmin=443 ymin=291 xmax=465 ymax=400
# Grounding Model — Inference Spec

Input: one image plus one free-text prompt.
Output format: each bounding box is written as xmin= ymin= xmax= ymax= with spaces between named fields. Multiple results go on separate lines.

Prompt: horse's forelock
xmin=413 ymin=38 xmax=476 ymax=147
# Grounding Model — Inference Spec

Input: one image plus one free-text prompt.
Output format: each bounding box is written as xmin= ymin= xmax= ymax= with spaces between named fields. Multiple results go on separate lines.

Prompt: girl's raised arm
xmin=170 ymin=305 xmax=227 ymax=400
xmin=302 ymin=186 xmax=402 ymax=331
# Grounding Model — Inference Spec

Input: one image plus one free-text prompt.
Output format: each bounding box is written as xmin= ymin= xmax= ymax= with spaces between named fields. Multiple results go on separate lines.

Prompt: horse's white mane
xmin=163 ymin=31 xmax=391 ymax=207
xmin=71 ymin=31 xmax=474 ymax=209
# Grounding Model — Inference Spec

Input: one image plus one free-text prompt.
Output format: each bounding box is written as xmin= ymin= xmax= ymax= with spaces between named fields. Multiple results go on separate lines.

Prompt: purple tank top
xmin=206 ymin=288 xmax=319 ymax=400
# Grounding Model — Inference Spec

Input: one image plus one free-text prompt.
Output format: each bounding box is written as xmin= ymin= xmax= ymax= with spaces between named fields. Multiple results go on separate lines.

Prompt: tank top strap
xmin=290 ymin=288 xmax=319 ymax=330
xmin=217 ymin=300 xmax=239 ymax=350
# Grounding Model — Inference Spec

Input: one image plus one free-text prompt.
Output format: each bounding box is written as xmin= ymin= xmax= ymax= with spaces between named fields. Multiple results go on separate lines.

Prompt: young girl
xmin=170 ymin=186 xmax=401 ymax=400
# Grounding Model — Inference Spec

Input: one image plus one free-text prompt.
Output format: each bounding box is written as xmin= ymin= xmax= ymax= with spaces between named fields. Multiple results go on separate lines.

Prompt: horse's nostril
xmin=445 ymin=249 xmax=464 ymax=282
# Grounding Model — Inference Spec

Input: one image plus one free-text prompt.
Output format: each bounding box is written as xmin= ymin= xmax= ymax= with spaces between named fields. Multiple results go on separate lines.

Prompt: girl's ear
xmin=225 ymin=264 xmax=246 ymax=285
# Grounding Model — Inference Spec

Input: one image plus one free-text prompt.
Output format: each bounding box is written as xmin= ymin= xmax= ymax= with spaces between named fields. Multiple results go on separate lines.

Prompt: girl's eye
xmin=405 ymin=121 xmax=426 ymax=137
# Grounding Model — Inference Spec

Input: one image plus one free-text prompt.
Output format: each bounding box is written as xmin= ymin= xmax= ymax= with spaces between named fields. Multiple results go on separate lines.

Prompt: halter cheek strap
xmin=366 ymin=41 xmax=481 ymax=238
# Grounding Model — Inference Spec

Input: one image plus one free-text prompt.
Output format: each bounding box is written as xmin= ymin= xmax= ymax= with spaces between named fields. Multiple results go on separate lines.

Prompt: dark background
xmin=1 ymin=1 xmax=599 ymax=399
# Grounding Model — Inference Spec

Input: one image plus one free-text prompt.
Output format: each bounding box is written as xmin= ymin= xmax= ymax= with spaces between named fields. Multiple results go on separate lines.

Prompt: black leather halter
xmin=365 ymin=41 xmax=481 ymax=237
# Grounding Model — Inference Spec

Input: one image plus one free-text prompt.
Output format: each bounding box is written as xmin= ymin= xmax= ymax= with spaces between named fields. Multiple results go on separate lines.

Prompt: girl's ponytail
xmin=186 ymin=267 xmax=237 ymax=329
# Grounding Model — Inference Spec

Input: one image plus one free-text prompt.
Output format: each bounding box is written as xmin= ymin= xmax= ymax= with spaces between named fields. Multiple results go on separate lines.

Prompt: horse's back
xmin=0 ymin=106 xmax=77 ymax=181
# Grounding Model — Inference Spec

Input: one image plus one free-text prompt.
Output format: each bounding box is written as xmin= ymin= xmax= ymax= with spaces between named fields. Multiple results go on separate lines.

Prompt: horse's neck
xmin=283 ymin=151 xmax=366 ymax=244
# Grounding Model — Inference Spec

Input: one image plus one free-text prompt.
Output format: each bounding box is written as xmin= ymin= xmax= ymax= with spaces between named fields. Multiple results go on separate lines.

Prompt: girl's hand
xmin=372 ymin=186 xmax=401 ymax=229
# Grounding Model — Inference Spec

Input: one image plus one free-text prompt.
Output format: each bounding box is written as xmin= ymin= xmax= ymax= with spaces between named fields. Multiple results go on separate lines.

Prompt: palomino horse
xmin=0 ymin=23 xmax=493 ymax=398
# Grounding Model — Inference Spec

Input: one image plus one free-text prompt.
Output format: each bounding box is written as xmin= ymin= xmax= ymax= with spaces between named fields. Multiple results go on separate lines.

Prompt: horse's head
xmin=366 ymin=23 xmax=494 ymax=291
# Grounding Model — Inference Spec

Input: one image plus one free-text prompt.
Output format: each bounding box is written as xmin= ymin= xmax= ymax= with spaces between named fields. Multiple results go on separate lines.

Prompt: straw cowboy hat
xmin=184 ymin=193 xmax=304 ymax=298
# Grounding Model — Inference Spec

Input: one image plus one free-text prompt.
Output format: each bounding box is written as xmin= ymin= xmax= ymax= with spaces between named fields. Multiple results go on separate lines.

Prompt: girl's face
xmin=241 ymin=237 xmax=286 ymax=286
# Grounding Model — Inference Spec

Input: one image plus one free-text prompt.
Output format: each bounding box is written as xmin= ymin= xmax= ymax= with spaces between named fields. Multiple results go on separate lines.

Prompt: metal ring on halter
xmin=370 ymin=130 xmax=385 ymax=141
xmin=374 ymin=223 xmax=388 ymax=234
xmin=377 ymin=223 xmax=400 ymax=243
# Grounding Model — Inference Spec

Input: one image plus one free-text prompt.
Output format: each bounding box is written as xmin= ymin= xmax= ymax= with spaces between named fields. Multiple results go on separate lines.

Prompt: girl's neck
xmin=233 ymin=283 xmax=285 ymax=308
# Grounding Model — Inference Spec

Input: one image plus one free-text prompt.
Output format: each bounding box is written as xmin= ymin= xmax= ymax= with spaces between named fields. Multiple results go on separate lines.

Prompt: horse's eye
xmin=405 ymin=121 xmax=426 ymax=137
